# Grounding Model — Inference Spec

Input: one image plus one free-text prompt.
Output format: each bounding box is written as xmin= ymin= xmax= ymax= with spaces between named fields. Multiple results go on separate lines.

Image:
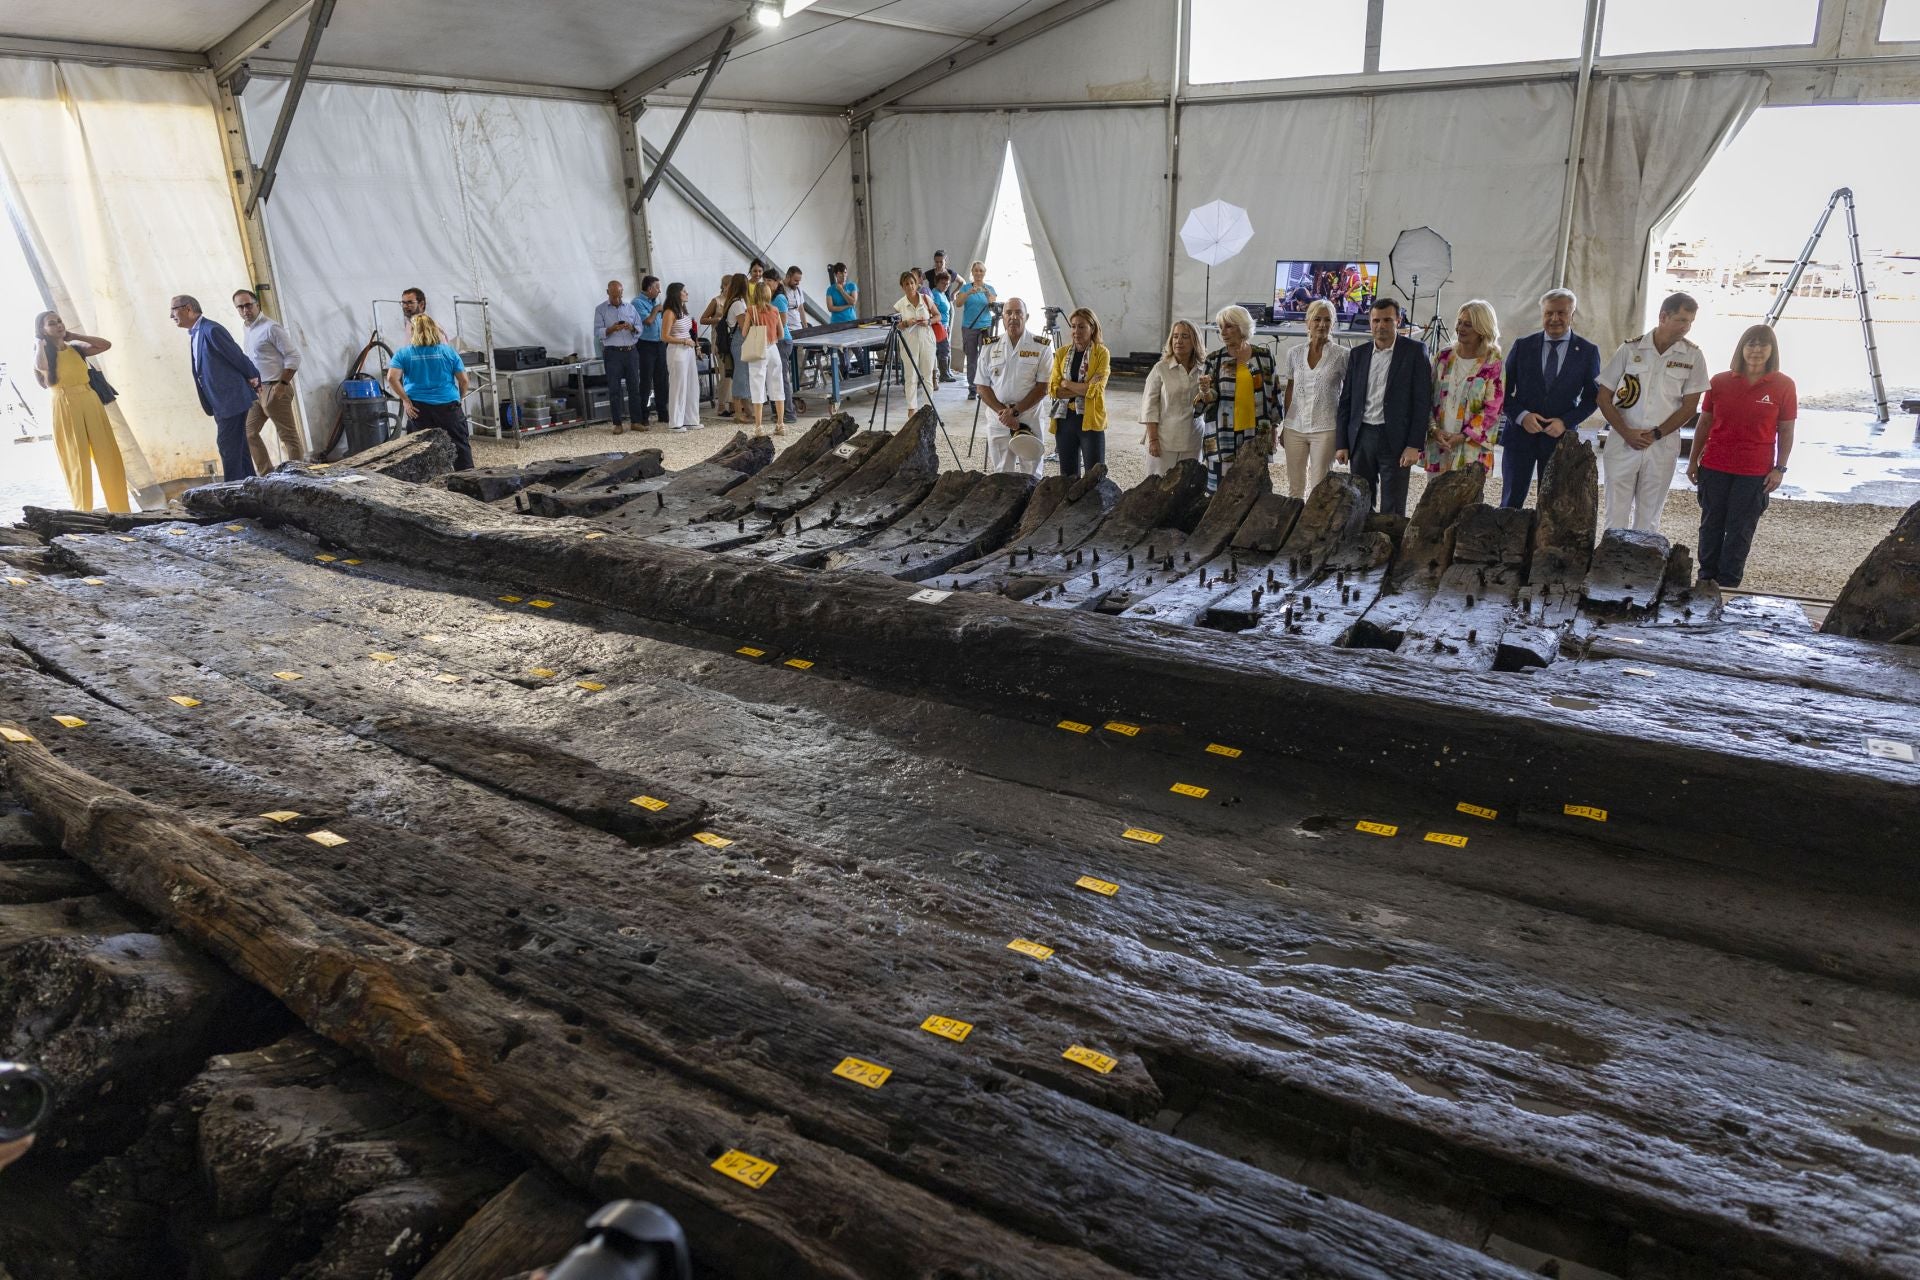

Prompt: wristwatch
xmin=1770 ymin=465 xmax=1787 ymax=473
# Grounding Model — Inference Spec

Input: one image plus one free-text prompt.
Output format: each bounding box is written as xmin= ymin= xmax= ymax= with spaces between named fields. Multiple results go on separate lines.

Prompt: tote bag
xmin=740 ymin=307 xmax=772 ymax=363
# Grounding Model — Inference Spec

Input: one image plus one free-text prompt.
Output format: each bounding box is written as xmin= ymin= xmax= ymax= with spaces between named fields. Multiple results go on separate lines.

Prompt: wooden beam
xmin=848 ymin=0 xmax=1123 ymax=121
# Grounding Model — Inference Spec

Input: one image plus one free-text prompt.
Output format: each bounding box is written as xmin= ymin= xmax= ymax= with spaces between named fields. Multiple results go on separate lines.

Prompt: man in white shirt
xmin=974 ymin=297 xmax=1051 ymax=477
xmin=232 ymin=289 xmax=304 ymax=470
xmin=1594 ymin=292 xmax=1711 ymax=532
xmin=594 ymin=279 xmax=643 ymax=435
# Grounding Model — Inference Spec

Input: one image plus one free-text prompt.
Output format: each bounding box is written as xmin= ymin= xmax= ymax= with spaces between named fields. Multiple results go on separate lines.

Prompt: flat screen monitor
xmin=1272 ymin=260 xmax=1380 ymax=327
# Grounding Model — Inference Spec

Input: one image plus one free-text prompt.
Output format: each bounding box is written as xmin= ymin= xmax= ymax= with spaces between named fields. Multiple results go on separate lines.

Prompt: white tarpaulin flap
xmin=869 ymin=111 xmax=1007 ymax=296
xmin=1570 ymin=72 xmax=1766 ymax=351
xmin=241 ymin=78 xmax=633 ymax=451
xmin=1009 ymin=108 xmax=1167 ymax=355
xmin=0 ymin=61 xmax=252 ymax=496
xmin=895 ymin=0 xmax=1175 ymax=109
xmin=639 ymin=108 xmax=854 ymax=304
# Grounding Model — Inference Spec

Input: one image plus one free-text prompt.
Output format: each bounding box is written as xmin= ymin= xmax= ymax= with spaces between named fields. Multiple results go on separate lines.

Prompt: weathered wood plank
xmin=1824 ymin=497 xmax=1920 ymax=643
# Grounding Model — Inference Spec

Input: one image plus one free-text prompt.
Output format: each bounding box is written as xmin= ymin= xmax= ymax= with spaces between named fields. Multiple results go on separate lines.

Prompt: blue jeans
xmin=603 ymin=344 xmax=642 ymax=425
xmin=1054 ymin=415 xmax=1105 ymax=480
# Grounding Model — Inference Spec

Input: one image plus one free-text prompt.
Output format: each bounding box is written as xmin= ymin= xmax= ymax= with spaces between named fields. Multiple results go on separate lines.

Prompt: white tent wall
xmin=239 ymin=77 xmax=633 ymax=452
xmin=637 ymin=108 xmax=854 ymax=296
xmin=0 ymin=59 xmax=252 ymax=498
xmin=869 ymin=111 xmax=1009 ymax=297
xmin=1569 ymin=71 xmax=1768 ymax=353
xmin=1007 ymin=108 xmax=1168 ymax=355
xmin=893 ymin=0 xmax=1176 ymax=109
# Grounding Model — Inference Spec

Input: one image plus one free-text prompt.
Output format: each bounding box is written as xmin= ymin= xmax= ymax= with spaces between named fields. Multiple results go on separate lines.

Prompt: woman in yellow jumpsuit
xmin=33 ymin=311 xmax=129 ymax=513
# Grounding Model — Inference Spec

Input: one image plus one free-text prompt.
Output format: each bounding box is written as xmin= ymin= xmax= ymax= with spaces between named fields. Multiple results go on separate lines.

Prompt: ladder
xmin=1764 ymin=187 xmax=1890 ymax=423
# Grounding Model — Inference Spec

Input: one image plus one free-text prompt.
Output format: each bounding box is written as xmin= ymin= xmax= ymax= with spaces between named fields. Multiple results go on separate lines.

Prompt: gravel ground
xmin=460 ymin=373 xmax=1904 ymax=603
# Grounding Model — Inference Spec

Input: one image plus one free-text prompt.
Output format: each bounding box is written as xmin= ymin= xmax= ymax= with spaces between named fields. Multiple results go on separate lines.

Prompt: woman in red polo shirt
xmin=1687 ymin=325 xmax=1795 ymax=589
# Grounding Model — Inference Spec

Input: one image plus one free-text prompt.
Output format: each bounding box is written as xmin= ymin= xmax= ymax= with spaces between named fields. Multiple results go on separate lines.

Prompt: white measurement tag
xmin=1865 ymin=737 xmax=1916 ymax=763
xmin=909 ymin=588 xmax=952 ymax=604
xmin=833 ymin=442 xmax=858 ymax=458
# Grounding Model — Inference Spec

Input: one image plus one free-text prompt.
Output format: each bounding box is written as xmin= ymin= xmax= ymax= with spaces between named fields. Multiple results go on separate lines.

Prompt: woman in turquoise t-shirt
xmin=384 ymin=313 xmax=473 ymax=468
xmin=825 ymin=262 xmax=869 ymax=377
xmin=954 ymin=262 xmax=997 ymax=395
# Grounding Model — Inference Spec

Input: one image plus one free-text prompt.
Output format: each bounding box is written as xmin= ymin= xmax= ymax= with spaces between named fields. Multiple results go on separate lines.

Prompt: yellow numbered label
xmin=630 ymin=795 xmax=669 ymax=812
xmin=260 ymin=810 xmax=301 ymax=824
xmin=0 ymin=727 xmax=36 ymax=743
xmin=315 ymin=554 xmax=337 ymax=563
xmin=736 ymin=646 xmax=767 ymax=659
xmin=692 ymin=831 xmax=733 ymax=848
xmin=576 ymin=681 xmax=606 ymax=692
xmin=342 ymin=559 xmax=363 ymax=566
xmin=529 ymin=600 xmax=555 ymax=609
xmin=306 ymin=830 xmax=349 ymax=847
xmin=528 ymin=667 xmax=557 ymax=679
xmin=1564 ymin=804 xmax=1608 ymax=822
xmin=584 ymin=531 xmax=608 ymax=541
xmin=167 ymin=696 xmax=202 ymax=708
xmin=1170 ymin=782 xmax=1209 ymax=799
xmin=1075 ymin=875 xmax=1119 ymax=897
xmin=82 ymin=577 xmax=105 ymax=586
xmin=711 ymin=1149 xmax=777 ymax=1189
xmin=1623 ymin=667 xmax=1655 ymax=677
xmin=116 ymin=536 xmax=136 ymax=543
xmin=167 ymin=527 xmax=186 ymax=536
xmin=273 ymin=671 xmax=303 ymax=682
xmin=1121 ymin=828 xmax=1163 ymax=845
xmin=1056 ymin=720 xmax=1092 ymax=734
xmin=1063 ymin=1045 xmax=1117 ymax=1074
xmin=1425 ymin=832 xmax=1469 ymax=847
xmin=1456 ymin=802 xmax=1497 ymax=820
xmin=1205 ymin=742 xmax=1243 ymax=758
xmin=1104 ymin=721 xmax=1140 ymax=737
xmin=1006 ymin=938 xmax=1054 ymax=960
xmin=434 ymin=674 xmax=462 ymax=684
xmin=51 ymin=715 xmax=87 ymax=729
xmin=920 ymin=1015 xmax=973 ymax=1042
xmin=831 ymin=1057 xmax=892 ymax=1089
xmin=5 ymin=578 xmax=27 ymax=586
xmin=784 ymin=658 xmax=814 ymax=670
xmin=1356 ymin=820 xmax=1398 ymax=837
xmin=225 ymin=524 xmax=245 ymax=532
xmin=498 ymin=595 xmax=524 ymax=603
xmin=369 ymin=652 xmax=398 ymax=663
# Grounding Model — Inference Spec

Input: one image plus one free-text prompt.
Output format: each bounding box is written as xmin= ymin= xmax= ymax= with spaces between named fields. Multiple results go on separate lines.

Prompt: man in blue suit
xmin=1499 ymin=288 xmax=1600 ymax=508
xmin=173 ymin=294 xmax=262 ymax=482
xmin=1335 ymin=298 xmax=1432 ymax=516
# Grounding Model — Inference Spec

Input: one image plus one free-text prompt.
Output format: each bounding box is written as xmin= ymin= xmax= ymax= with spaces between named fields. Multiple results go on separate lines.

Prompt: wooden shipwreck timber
xmin=2 ymin=416 xmax=1918 ymax=1280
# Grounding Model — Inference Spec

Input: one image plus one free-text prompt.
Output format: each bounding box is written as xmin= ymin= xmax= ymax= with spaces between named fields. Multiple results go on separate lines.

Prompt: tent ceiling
xmin=0 ymin=0 xmax=1039 ymax=102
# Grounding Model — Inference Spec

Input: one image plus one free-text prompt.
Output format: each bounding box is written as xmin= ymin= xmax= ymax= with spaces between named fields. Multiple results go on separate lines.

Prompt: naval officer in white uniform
xmin=973 ymin=296 xmax=1051 ymax=477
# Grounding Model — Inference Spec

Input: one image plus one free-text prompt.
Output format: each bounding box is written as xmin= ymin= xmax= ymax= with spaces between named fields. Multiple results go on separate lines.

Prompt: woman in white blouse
xmin=1139 ymin=319 xmax=1202 ymax=475
xmin=1282 ymin=299 xmax=1346 ymax=497
xmin=892 ymin=270 xmax=938 ymax=411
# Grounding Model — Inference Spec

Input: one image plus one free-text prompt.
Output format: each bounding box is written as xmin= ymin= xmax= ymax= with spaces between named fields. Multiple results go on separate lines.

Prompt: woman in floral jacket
xmin=1194 ymin=304 xmax=1282 ymax=492
xmin=1424 ymin=299 xmax=1505 ymax=474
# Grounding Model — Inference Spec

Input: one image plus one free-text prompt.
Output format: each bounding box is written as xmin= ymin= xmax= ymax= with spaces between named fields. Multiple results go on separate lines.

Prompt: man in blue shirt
xmin=633 ymin=276 xmax=666 ymax=429
xmin=954 ymin=262 xmax=997 ymax=399
xmin=593 ymin=280 xmax=643 ymax=434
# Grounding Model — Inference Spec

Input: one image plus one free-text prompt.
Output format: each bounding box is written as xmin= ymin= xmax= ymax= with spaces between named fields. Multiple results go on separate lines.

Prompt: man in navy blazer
xmin=1499 ymin=288 xmax=1600 ymax=508
xmin=173 ymin=294 xmax=262 ymax=482
xmin=1335 ymin=297 xmax=1433 ymax=516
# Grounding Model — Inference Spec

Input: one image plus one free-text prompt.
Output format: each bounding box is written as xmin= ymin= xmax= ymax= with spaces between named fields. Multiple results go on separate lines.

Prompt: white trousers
xmin=1146 ymin=419 xmax=1203 ymax=476
xmin=666 ymin=344 xmax=700 ymax=427
xmin=986 ymin=423 xmax=1044 ymax=477
xmin=1601 ymin=431 xmax=1682 ymax=532
xmin=1280 ymin=426 xmax=1337 ymax=497
xmin=900 ymin=332 xmax=938 ymax=410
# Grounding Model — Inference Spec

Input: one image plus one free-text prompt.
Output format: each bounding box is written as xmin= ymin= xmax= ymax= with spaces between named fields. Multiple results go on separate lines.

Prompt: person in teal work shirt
xmin=825 ymin=262 xmax=868 ymax=376
xmin=929 ymin=271 xmax=955 ymax=383
xmin=955 ymin=262 xmax=997 ymax=398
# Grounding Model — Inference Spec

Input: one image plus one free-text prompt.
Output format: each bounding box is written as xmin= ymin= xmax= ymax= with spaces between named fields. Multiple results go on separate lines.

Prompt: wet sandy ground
xmin=467 ymin=374 xmax=1912 ymax=603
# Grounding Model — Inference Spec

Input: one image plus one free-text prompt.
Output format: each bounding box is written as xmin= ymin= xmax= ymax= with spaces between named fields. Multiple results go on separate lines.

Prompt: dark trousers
xmin=409 ymin=400 xmax=473 ymax=470
xmin=214 ymin=411 xmax=255 ymax=482
xmin=1055 ymin=416 xmax=1106 ymax=480
xmin=1350 ymin=421 xmax=1410 ymax=516
xmin=603 ymin=344 xmax=642 ymax=425
xmin=1500 ymin=424 xmax=1564 ymax=508
xmin=936 ymin=336 xmax=953 ymax=380
xmin=1696 ymin=466 xmax=1769 ymax=588
xmin=635 ymin=339 xmax=667 ymax=423
xmin=778 ymin=337 xmax=798 ymax=415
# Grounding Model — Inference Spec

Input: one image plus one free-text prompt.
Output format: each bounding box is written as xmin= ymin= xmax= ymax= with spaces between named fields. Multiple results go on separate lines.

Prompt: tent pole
xmin=1161 ymin=0 xmax=1187 ymax=335
xmin=1554 ymin=0 xmax=1604 ymax=286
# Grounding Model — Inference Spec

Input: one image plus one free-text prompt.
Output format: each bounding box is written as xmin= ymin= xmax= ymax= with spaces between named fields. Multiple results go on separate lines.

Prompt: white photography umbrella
xmin=1180 ymin=200 xmax=1255 ymax=328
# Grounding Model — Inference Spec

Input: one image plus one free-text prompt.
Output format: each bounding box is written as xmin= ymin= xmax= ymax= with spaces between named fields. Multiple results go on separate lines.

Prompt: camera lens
xmin=0 ymin=1064 xmax=51 ymax=1142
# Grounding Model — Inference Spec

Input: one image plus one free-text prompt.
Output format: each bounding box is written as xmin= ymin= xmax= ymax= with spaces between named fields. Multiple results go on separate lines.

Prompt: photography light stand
xmin=867 ymin=318 xmax=964 ymax=468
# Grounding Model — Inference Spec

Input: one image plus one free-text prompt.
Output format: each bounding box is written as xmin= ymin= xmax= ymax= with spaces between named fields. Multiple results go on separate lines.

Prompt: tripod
xmin=1765 ymin=187 xmax=1890 ymax=423
xmin=4 ymin=369 xmax=48 ymax=443
xmin=868 ymin=319 xmax=965 ymax=468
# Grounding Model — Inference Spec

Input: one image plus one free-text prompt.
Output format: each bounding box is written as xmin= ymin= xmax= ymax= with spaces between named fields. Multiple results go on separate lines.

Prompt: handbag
xmin=86 ymin=362 xmax=118 ymax=406
xmin=739 ymin=308 xmax=771 ymax=363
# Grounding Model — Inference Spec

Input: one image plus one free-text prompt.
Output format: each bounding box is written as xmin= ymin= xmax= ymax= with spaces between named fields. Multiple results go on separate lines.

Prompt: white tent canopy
xmin=0 ymin=0 xmax=1913 ymax=487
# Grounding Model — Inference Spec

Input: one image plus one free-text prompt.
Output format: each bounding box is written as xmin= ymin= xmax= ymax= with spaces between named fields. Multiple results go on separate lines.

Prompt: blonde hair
xmin=969 ymin=260 xmax=985 ymax=272
xmin=1068 ymin=307 xmax=1102 ymax=345
xmin=748 ymin=281 xmax=775 ymax=307
xmin=1163 ymin=319 xmax=1199 ymax=368
xmin=1304 ymin=299 xmax=1337 ymax=329
xmin=408 ymin=313 xmax=446 ymax=347
xmin=1214 ymin=304 xmax=1255 ymax=342
xmin=1457 ymin=299 xmax=1501 ymax=360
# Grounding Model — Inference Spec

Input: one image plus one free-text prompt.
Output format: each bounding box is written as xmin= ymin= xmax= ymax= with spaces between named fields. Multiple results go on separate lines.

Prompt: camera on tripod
xmin=0 ymin=1062 xmax=51 ymax=1143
